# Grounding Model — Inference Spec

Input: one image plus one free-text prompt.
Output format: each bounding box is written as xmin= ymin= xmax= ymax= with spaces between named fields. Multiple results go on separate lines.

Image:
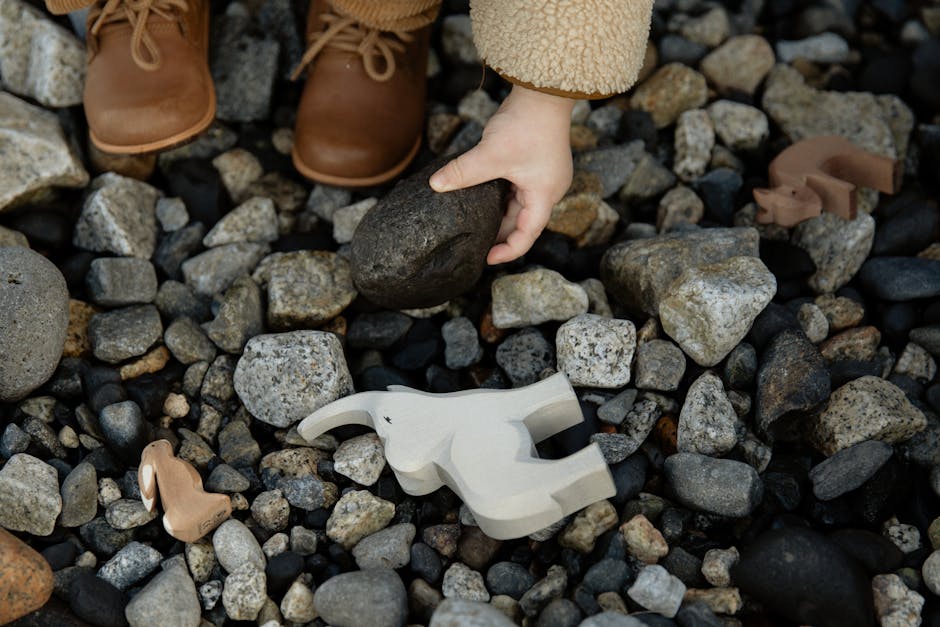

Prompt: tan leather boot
xmin=84 ymin=0 xmax=215 ymax=154
xmin=291 ymin=0 xmax=435 ymax=186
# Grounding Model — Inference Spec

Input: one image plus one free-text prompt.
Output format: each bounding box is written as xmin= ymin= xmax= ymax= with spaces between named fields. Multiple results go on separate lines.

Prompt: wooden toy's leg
xmin=804 ymin=171 xmax=858 ymax=220
xmin=824 ymin=150 xmax=901 ymax=195
xmin=515 ymin=373 xmax=584 ymax=442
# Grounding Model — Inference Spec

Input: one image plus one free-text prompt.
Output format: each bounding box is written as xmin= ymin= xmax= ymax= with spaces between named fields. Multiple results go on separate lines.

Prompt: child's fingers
xmin=495 ymin=197 xmax=524 ymax=243
xmin=429 ymin=146 xmax=501 ymax=192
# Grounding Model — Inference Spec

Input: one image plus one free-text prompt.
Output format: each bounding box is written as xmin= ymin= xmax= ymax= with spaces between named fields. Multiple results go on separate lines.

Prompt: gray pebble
xmin=313 ymin=569 xmax=408 ymax=627
xmin=233 ymin=331 xmax=354 ymax=427
xmin=155 ymin=280 xmax=210 ymax=322
xmin=59 ymin=462 xmax=98 ymax=527
xmin=0 ymin=247 xmax=69 ymax=402
xmin=0 ymin=453 xmax=62 ymax=535
xmin=677 ymin=372 xmax=738 ymax=456
xmin=105 ymin=499 xmax=157 ymax=530
xmin=589 ymin=433 xmax=633 ymax=464
xmin=251 ymin=490 xmax=290 ymax=532
xmin=97 ymin=541 xmax=162 ymax=590
xmin=429 ymin=598 xmax=515 ymax=626
xmin=212 ymin=519 xmax=266 ymax=573
xmin=86 ymin=257 xmax=158 ymax=306
xmin=1 ymin=423 xmax=31 ymax=458
xmin=442 ymin=563 xmax=489 ymax=602
xmin=352 ymin=523 xmax=416 ymax=570
xmin=206 ymin=464 xmax=251 ymax=494
xmin=809 ymin=440 xmax=894 ymax=501
xmin=443 ymin=317 xmax=483 ymax=369
xmin=664 ymin=453 xmax=763 ymax=517
xmin=164 ymin=317 xmax=217 ymax=365
xmin=634 ymin=340 xmax=686 ymax=391
xmin=597 ymin=389 xmax=638 ymax=426
xmin=72 ymin=172 xmax=160 ymax=259
xmin=221 ymin=562 xmax=267 ymax=621
xmin=203 ymin=197 xmax=278 ymax=247
xmin=495 ymin=328 xmax=555 ymax=387
xmin=125 ymin=559 xmax=201 ymax=627
xmin=89 ymin=305 xmax=163 ymax=364
xmin=155 ymin=197 xmax=189 ymax=232
xmin=202 ymin=276 xmax=263 ymax=354
xmin=627 ymin=564 xmax=685 ymax=618
xmin=181 ymin=242 xmax=268 ymax=297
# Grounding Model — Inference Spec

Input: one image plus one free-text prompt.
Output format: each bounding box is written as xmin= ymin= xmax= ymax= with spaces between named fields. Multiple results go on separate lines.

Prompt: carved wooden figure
xmin=138 ymin=440 xmax=231 ymax=543
xmin=753 ymin=135 xmax=900 ymax=227
xmin=298 ymin=373 xmax=616 ymax=540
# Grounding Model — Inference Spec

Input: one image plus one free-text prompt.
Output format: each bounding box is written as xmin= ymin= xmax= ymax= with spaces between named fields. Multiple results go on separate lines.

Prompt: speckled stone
xmin=660 ymin=256 xmax=776 ymax=367
xmin=556 ymin=314 xmax=636 ymax=388
xmin=634 ymin=340 xmax=685 ymax=391
xmin=326 ymin=490 xmax=396 ymax=549
xmin=442 ymin=563 xmax=489 ymax=602
xmin=873 ymin=573 xmax=924 ymax=627
xmin=621 ymin=514 xmax=669 ymax=564
xmin=677 ymin=372 xmax=738 ymax=456
xmin=333 ymin=433 xmax=386 ymax=486
xmin=73 ymin=173 xmax=161 ymax=259
xmin=812 ymin=376 xmax=927 ymax=456
xmin=630 ymin=63 xmax=708 ymax=129
xmin=664 ymin=453 xmax=763 ymax=517
xmin=491 ymin=269 xmax=588 ymax=329
xmin=314 ymin=570 xmax=408 ymax=627
xmin=559 ymin=501 xmax=619 ymax=553
xmin=0 ymin=454 xmax=61 ymax=535
xmin=221 ymin=563 xmax=266 ymax=621
xmin=673 ymin=109 xmax=715 ymax=182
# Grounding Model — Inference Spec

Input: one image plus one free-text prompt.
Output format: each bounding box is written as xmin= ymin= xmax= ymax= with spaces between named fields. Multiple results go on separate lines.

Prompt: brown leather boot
xmin=291 ymin=0 xmax=434 ymax=186
xmin=84 ymin=0 xmax=215 ymax=154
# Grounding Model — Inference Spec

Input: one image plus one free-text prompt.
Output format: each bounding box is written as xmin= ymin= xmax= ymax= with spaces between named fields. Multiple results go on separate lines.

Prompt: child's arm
xmin=430 ymin=0 xmax=654 ymax=264
xmin=430 ymin=84 xmax=574 ymax=265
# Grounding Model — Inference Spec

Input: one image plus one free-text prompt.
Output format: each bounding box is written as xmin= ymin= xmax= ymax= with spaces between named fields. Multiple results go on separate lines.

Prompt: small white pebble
xmin=163 ymin=393 xmax=190 ymax=419
xmin=59 ymin=425 xmax=80 ymax=449
xmin=76 ymin=551 xmax=97 ymax=568
xmin=98 ymin=477 xmax=122 ymax=507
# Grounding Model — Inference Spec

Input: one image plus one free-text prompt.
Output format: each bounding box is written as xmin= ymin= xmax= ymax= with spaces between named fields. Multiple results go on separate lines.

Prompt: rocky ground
xmin=1 ymin=0 xmax=940 ymax=626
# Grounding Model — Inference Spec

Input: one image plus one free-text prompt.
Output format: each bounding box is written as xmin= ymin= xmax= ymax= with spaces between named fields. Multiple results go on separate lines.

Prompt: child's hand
xmin=429 ymin=85 xmax=575 ymax=265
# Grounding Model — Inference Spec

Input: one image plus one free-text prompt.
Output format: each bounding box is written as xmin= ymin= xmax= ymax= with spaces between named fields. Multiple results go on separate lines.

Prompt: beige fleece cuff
xmin=470 ymin=0 xmax=654 ymax=98
xmin=331 ymin=0 xmax=441 ymax=31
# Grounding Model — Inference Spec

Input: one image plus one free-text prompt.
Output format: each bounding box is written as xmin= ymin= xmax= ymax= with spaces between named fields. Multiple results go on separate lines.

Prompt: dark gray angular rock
xmin=0 ymin=423 xmax=31 ymax=458
xmin=809 ymin=440 xmax=894 ymax=500
xmin=86 ymin=257 xmax=158 ymax=306
xmin=278 ymin=475 xmax=334 ymax=511
xmin=88 ymin=305 xmax=163 ymax=364
xmin=97 ymin=541 xmax=162 ymax=591
xmin=495 ymin=328 xmax=555 ymax=387
xmin=154 ymin=280 xmax=210 ymax=322
xmin=574 ymin=141 xmax=646 ymax=197
xmin=486 ymin=561 xmax=536 ymax=600
xmin=164 ymin=317 xmax=217 ymax=365
xmin=313 ymin=569 xmax=407 ymax=627
xmin=600 ymin=227 xmax=759 ymax=316
xmin=857 ymin=257 xmax=940 ymax=301
xmin=0 ymin=247 xmax=69 ymax=402
xmin=350 ymin=156 xmax=507 ymax=309
xmin=153 ymin=222 xmax=205 ymax=279
xmin=211 ymin=14 xmax=279 ymax=122
xmin=755 ymin=329 xmax=830 ymax=442
xmin=664 ymin=453 xmax=763 ymax=517
xmin=205 ymin=464 xmax=251 ymax=493
xmin=202 ymin=276 xmax=263 ymax=353
xmin=348 ymin=312 xmax=414 ymax=350
xmin=733 ymin=527 xmax=875 ymax=627
xmin=910 ymin=325 xmax=940 ymax=357
xmin=181 ymin=242 xmax=268 ymax=298
xmin=217 ymin=420 xmax=261 ymax=468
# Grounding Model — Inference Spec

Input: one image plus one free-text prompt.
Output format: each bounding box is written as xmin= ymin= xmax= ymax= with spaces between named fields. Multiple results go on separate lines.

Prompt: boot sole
xmin=88 ymin=87 xmax=217 ymax=156
xmin=291 ymin=135 xmax=422 ymax=188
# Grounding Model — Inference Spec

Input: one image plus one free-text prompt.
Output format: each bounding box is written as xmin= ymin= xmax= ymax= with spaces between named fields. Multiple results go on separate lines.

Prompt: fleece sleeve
xmin=469 ymin=0 xmax=654 ymax=99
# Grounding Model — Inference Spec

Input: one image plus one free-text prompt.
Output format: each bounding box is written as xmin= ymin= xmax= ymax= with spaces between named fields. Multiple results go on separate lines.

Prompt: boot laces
xmin=291 ymin=11 xmax=414 ymax=83
xmin=89 ymin=0 xmax=190 ymax=71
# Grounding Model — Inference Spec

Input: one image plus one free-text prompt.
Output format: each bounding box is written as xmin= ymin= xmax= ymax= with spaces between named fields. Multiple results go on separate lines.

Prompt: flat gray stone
xmin=98 ymin=541 xmax=162 ymax=590
xmin=442 ymin=317 xmax=483 ymax=369
xmin=181 ymin=242 xmax=269 ymax=297
xmin=234 ymin=331 xmax=354 ymax=427
xmin=809 ymin=440 xmax=894 ymax=500
xmin=212 ymin=519 xmax=265 ymax=574
xmin=664 ymin=453 xmax=763 ymax=517
xmin=0 ymin=247 xmax=69 ymax=401
xmin=0 ymin=92 xmax=88 ymax=211
xmin=0 ymin=453 xmax=61 ymax=535
xmin=86 ymin=257 xmax=158 ymax=306
xmin=313 ymin=569 xmax=407 ymax=627
xmin=59 ymin=462 xmax=98 ymax=528
xmin=429 ymin=598 xmax=515 ymax=627
xmin=73 ymin=173 xmax=161 ymax=259
xmin=678 ymin=372 xmax=738 ymax=456
xmin=203 ymin=196 xmax=279 ymax=247
xmin=125 ymin=559 xmax=201 ymax=627
xmin=491 ymin=269 xmax=588 ymax=329
xmin=202 ymin=276 xmax=263 ymax=353
xmin=89 ymin=305 xmax=163 ymax=364
xmin=352 ymin=523 xmax=416 ymax=570
xmin=634 ymin=340 xmax=685 ymax=391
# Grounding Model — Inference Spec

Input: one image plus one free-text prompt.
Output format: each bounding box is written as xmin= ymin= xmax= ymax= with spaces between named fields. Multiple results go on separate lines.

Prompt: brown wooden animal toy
xmin=138 ymin=440 xmax=232 ymax=543
xmin=753 ymin=135 xmax=900 ymax=227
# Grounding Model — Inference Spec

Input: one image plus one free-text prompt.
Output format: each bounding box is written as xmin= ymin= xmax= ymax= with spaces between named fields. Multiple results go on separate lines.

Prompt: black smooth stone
xmin=661 ymin=546 xmax=705 ymax=587
xmin=273 ymin=230 xmax=335 ymax=253
xmin=356 ymin=366 xmax=416 ymax=392
xmin=266 ymin=551 xmax=305 ymax=598
xmin=872 ymin=200 xmax=939 ymax=256
xmin=747 ymin=303 xmax=801 ymax=350
xmin=592 ymin=531 xmax=627 ymax=563
xmin=733 ymin=527 xmax=875 ymax=627
xmin=581 ymin=558 xmax=631 ymax=594
xmin=553 ymin=402 xmax=600 ymax=457
xmin=425 ymin=365 xmax=460 ymax=393
xmin=82 ymin=447 xmax=123 ymax=477
xmin=888 ymin=374 xmax=925 ymax=404
xmin=60 ymin=252 xmax=96 ymax=296
xmin=859 ymin=53 xmax=911 ymax=96
xmin=350 ymin=155 xmax=508 ymax=309
xmin=152 ymin=222 xmax=206 ymax=280
xmin=571 ymin=583 xmax=601 ymax=617
xmin=126 ymin=373 xmax=173 ymax=419
xmin=609 ymin=454 xmax=648 ymax=507
xmin=42 ymin=358 xmax=85 ymax=401
xmin=42 ymin=541 xmax=79 ymax=571
xmin=485 ymin=561 xmax=535 ymax=600
xmin=879 ymin=302 xmax=921 ymax=346
xmin=634 ymin=614 xmax=678 ymax=627
xmin=658 ymin=34 xmax=709 ymax=66
xmin=851 ymin=458 xmax=911 ymax=525
xmin=9 ymin=210 xmax=71 ymax=249
xmin=828 ymin=529 xmax=905 ymax=575
xmin=164 ymin=158 xmax=225 ymax=227
xmin=870 ymin=0 xmax=908 ymax=21
xmin=829 ymin=359 xmax=882 ymax=389
xmin=8 ymin=596 xmax=94 ymax=627
xmin=410 ymin=542 xmax=442 ymax=584
xmin=857 ymin=257 xmax=940 ymax=301
xmin=69 ymin=571 xmax=128 ymax=627
xmin=696 ymin=168 xmax=742 ymax=226
xmin=927 ymin=384 xmax=940 ymax=413
xmin=676 ymin=602 xmax=723 ymax=627
xmin=759 ymin=239 xmax=816 ymax=280
xmin=347 ymin=312 xmax=413 ymax=350
xmin=528 ymin=232 xmax=573 ymax=275
xmin=98 ymin=401 xmax=152 ymax=466
xmin=762 ymin=470 xmax=803 ymax=512
xmin=618 ymin=109 xmax=658 ymax=150
xmin=391 ymin=338 xmax=440 ymax=371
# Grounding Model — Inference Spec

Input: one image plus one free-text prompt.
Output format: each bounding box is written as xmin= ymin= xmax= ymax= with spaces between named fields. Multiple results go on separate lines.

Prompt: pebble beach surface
xmin=1 ymin=0 xmax=940 ymax=626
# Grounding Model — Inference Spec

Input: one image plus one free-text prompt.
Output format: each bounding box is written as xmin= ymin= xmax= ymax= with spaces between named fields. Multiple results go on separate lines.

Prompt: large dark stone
xmin=857 ymin=257 xmax=940 ymax=301
xmin=733 ymin=527 xmax=875 ymax=627
xmin=755 ymin=329 xmax=830 ymax=442
xmin=828 ymin=529 xmax=904 ymax=575
xmin=349 ymin=156 xmax=507 ymax=309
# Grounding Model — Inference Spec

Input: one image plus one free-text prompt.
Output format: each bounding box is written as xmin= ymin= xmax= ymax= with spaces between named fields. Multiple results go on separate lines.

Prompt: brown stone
xmin=654 ymin=415 xmax=679 ymax=455
xmin=320 ymin=316 xmax=347 ymax=338
xmin=63 ymin=300 xmax=99 ymax=358
xmin=479 ymin=305 xmax=507 ymax=345
xmin=423 ymin=523 xmax=460 ymax=558
xmin=0 ymin=530 xmax=54 ymax=625
xmin=457 ymin=526 xmax=503 ymax=572
xmin=547 ymin=193 xmax=598 ymax=240
xmin=119 ymin=345 xmax=171 ymax=380
xmin=88 ymin=141 xmax=157 ymax=181
xmin=569 ymin=124 xmax=599 ymax=152
xmin=568 ymin=170 xmax=604 ymax=197
xmin=819 ymin=326 xmax=881 ymax=362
